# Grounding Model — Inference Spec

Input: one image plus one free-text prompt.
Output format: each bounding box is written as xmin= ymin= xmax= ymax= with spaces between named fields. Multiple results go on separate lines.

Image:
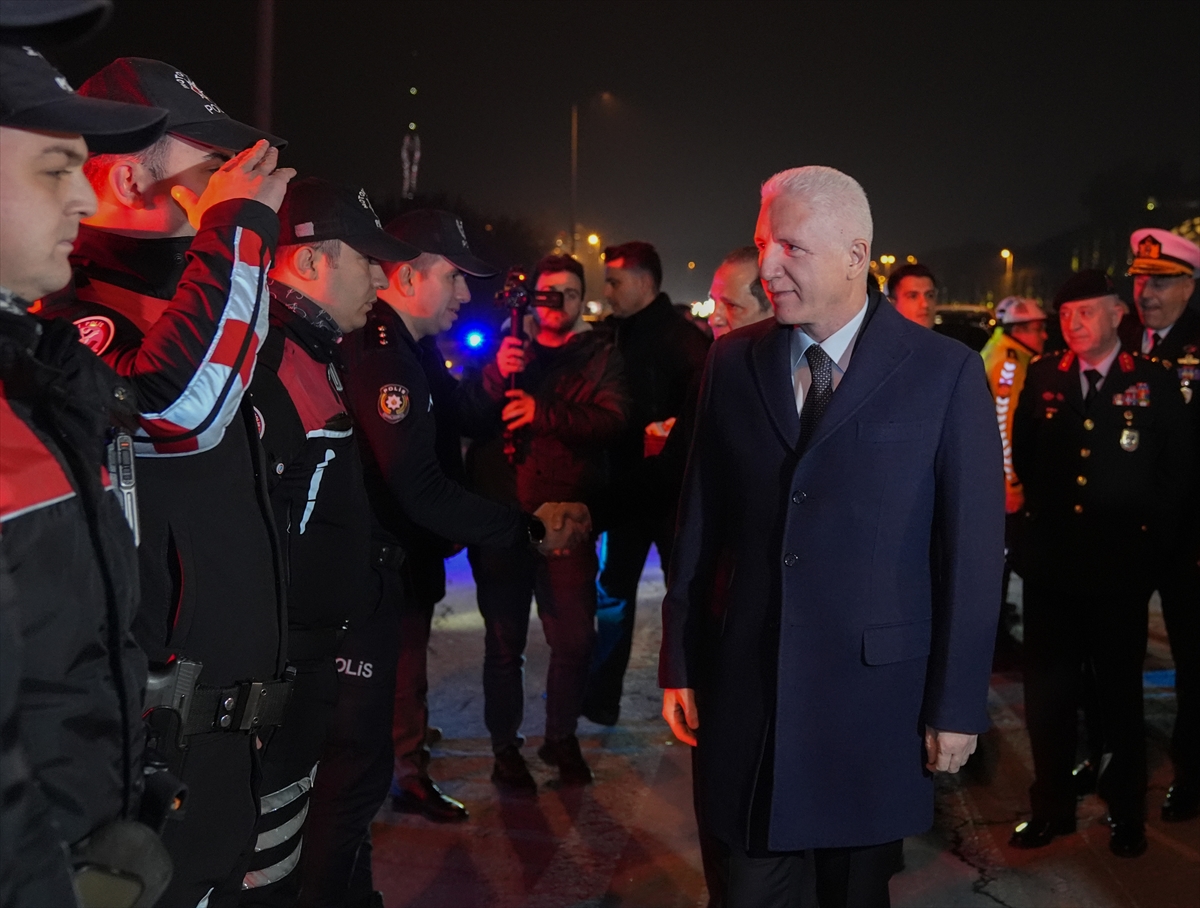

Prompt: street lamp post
xmin=1001 ymin=248 xmax=1013 ymax=292
xmin=569 ymin=104 xmax=579 ymax=255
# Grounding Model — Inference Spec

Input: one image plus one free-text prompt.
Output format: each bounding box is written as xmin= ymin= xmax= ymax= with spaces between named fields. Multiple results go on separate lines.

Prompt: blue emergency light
xmin=465 ymin=330 xmax=486 ymax=349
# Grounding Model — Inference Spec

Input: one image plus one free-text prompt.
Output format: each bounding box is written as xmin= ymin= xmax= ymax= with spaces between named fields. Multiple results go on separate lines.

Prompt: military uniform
xmin=1013 ymin=348 xmax=1194 ymax=827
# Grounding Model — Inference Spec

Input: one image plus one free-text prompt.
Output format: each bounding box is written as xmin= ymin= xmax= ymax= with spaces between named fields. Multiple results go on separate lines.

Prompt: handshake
xmin=532 ymin=501 xmax=592 ymax=555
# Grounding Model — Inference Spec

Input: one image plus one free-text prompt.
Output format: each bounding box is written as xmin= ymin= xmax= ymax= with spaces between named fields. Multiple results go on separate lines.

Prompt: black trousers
xmin=157 ymin=734 xmax=259 ymax=908
xmin=586 ymin=513 xmax=674 ymax=718
xmin=1023 ymin=578 xmax=1151 ymax=823
xmin=470 ymin=542 xmax=598 ymax=749
xmin=391 ymin=590 xmax=435 ymax=784
xmin=1157 ymin=548 xmax=1200 ymax=785
xmin=239 ymin=659 xmax=339 ymax=907
xmin=298 ymin=565 xmax=400 ymax=907
xmin=726 ymin=840 xmax=898 ymax=908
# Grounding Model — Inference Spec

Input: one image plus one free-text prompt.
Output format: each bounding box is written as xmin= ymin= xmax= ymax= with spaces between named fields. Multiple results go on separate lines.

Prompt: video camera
xmin=494 ymin=266 xmax=564 ymax=314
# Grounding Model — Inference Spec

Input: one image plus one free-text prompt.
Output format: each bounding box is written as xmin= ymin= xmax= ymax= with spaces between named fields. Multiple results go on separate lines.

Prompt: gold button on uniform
xmin=1080 ymin=448 xmax=1091 ymax=458
xmin=1077 ymin=475 xmax=1087 ymax=486
xmin=1084 ymin=419 xmax=1095 ymax=430
xmin=1074 ymin=504 xmax=1084 ymax=514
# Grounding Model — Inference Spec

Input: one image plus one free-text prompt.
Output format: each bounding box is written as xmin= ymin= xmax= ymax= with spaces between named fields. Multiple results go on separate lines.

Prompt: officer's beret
xmin=1053 ymin=269 xmax=1115 ymax=309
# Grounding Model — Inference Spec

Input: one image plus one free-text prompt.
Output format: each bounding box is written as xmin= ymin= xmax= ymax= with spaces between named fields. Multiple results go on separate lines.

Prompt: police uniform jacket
xmin=1012 ymin=348 xmax=1194 ymax=592
xmin=660 ymin=292 xmax=1004 ymax=851
xmin=343 ymin=301 xmax=527 ymax=554
xmin=981 ymin=328 xmax=1037 ymax=513
xmin=1 ymin=297 xmax=144 ymax=904
xmin=247 ymin=286 xmax=372 ymax=661
xmin=41 ymin=201 xmax=286 ymax=687
xmin=459 ymin=329 xmax=628 ymax=515
xmin=601 ymin=292 xmax=709 ymax=523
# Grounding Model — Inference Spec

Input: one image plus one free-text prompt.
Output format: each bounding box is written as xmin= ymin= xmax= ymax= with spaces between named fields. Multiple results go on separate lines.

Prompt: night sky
xmin=50 ymin=0 xmax=1200 ymax=301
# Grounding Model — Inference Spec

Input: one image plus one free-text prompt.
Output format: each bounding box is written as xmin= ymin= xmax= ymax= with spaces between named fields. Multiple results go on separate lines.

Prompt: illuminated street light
xmin=906 ymin=255 xmax=917 ymax=264
xmin=587 ymin=233 xmax=600 ymax=246
xmin=687 ymin=261 xmax=696 ymax=270
xmin=1001 ymin=248 xmax=1014 ymax=286
xmin=879 ymin=254 xmax=896 ymax=267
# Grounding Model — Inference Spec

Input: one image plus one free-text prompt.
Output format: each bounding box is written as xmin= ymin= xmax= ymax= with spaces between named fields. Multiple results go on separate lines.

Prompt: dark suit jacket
xmin=659 ymin=290 xmax=1004 ymax=851
xmin=1118 ymin=306 xmax=1200 ymax=364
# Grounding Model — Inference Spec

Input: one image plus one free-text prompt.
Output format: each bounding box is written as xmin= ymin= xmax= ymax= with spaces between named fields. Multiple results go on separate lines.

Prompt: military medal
xmin=1178 ymin=352 xmax=1197 ymax=404
xmin=1120 ymin=428 xmax=1139 ymax=452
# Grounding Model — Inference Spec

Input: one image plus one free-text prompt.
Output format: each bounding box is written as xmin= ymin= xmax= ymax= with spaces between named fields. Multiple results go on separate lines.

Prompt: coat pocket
xmin=862 ymin=617 xmax=932 ymax=665
xmin=857 ymin=421 xmax=930 ymax=443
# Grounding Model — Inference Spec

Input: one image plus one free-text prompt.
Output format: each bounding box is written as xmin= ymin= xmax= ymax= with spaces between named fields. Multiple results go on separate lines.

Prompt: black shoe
xmin=491 ymin=745 xmax=537 ymax=793
xmin=1071 ymin=760 xmax=1097 ymax=796
xmin=1009 ymin=817 xmax=1076 ymax=849
xmin=1162 ymin=781 xmax=1200 ymax=822
xmin=1108 ymin=819 xmax=1147 ymax=857
xmin=391 ymin=776 xmax=469 ymax=822
xmin=425 ymin=725 xmax=443 ymax=747
xmin=538 ymin=735 xmax=594 ymax=785
xmin=581 ymin=698 xmax=619 ymax=726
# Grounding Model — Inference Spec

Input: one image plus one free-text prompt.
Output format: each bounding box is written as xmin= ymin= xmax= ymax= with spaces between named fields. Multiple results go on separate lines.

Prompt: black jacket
xmin=1 ymin=300 xmax=144 ymax=905
xmin=1013 ymin=348 xmax=1194 ymax=591
xmin=41 ymin=201 xmax=286 ymax=686
xmin=342 ymin=302 xmax=526 ymax=553
xmin=1118 ymin=305 xmax=1200 ymax=364
xmin=247 ymin=290 xmax=373 ymax=659
xmin=459 ymin=329 xmax=628 ymax=513
xmin=601 ymin=293 xmax=709 ymax=522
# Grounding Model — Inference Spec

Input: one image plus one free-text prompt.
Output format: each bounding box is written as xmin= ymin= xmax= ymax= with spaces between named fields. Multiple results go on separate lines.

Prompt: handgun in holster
xmin=143 ymin=658 xmax=203 ymax=778
xmin=106 ymin=428 xmax=140 ymax=546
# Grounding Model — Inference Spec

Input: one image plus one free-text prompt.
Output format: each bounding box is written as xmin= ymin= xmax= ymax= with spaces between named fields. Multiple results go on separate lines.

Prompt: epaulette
xmin=1118 ymin=351 xmax=1135 ymax=373
xmin=1057 ymin=350 xmax=1076 ymax=371
xmin=370 ymin=318 xmax=391 ymax=348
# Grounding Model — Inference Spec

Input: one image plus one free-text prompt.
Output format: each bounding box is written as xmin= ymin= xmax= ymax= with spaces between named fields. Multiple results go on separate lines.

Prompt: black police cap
xmin=78 ymin=57 xmax=285 ymax=152
xmin=385 ymin=209 xmax=498 ymax=278
xmin=277 ymin=178 xmax=419 ymax=264
xmin=0 ymin=44 xmax=167 ymax=154
xmin=1053 ymin=269 xmax=1115 ymax=309
xmin=0 ymin=0 xmax=111 ymax=46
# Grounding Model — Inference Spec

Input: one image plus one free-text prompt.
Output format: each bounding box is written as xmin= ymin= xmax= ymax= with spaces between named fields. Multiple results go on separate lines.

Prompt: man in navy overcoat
xmin=660 ymin=166 xmax=1004 ymax=908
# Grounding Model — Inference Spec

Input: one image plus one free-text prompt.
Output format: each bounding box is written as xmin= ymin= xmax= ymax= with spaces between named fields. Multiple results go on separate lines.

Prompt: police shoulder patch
xmin=74 ymin=315 xmax=115 ymax=355
xmin=378 ymin=384 xmax=411 ymax=423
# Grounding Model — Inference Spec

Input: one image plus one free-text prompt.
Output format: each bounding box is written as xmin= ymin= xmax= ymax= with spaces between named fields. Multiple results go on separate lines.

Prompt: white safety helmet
xmin=994 ymin=296 xmax=1047 ymax=325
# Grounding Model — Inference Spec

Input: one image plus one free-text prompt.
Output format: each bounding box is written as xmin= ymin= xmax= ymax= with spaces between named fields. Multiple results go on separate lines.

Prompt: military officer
xmin=1121 ymin=228 xmax=1200 ymax=821
xmin=1010 ymin=270 xmax=1194 ymax=857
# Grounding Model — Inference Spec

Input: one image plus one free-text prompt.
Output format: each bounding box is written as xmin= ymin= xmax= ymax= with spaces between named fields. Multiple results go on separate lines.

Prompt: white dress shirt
xmin=1078 ymin=343 xmax=1121 ymax=397
xmin=791 ymin=296 xmax=869 ymax=414
xmin=1142 ymin=322 xmax=1174 ymax=354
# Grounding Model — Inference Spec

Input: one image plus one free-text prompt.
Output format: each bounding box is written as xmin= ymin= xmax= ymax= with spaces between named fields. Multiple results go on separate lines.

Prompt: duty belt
xmin=182 ymin=678 xmax=293 ymax=736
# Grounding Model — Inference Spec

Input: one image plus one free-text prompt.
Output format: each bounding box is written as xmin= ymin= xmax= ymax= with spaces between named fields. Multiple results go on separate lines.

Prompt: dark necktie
xmin=799 ymin=343 xmax=833 ymax=452
xmin=1083 ymin=368 xmax=1102 ymax=407
xmin=1148 ymin=332 xmax=1162 ymax=354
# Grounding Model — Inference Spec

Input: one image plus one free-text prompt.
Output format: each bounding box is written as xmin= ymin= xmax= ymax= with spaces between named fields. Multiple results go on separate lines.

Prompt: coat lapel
xmin=751 ymin=322 xmax=802 ymax=454
xmin=803 ymin=295 xmax=911 ymax=456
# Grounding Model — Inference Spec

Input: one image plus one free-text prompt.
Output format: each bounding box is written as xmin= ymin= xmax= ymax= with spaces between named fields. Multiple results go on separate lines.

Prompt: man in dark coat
xmin=1118 ymin=228 xmax=1200 ymax=822
xmin=660 ymin=165 xmax=1004 ymax=908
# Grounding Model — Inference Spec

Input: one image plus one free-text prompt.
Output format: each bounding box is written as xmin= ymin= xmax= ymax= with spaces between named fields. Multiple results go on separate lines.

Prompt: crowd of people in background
xmin=2 ymin=3 xmax=1197 ymax=908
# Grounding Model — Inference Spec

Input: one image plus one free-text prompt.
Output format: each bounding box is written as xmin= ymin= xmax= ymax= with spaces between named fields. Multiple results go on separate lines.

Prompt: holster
xmin=71 ymin=821 xmax=172 ymax=908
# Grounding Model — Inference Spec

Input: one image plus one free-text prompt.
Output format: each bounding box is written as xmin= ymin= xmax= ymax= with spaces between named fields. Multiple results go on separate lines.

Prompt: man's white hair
xmin=761 ymin=165 xmax=873 ymax=245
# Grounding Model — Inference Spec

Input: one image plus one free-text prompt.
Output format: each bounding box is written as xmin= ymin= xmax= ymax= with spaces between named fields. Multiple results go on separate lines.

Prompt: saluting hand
xmin=171 ymin=139 xmax=297 ymax=230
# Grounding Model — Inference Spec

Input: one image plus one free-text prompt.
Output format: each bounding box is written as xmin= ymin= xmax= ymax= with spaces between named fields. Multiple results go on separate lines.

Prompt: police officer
xmin=1121 ymin=228 xmax=1200 ymax=821
xmin=239 ymin=178 xmax=418 ymax=905
xmin=40 ymin=58 xmax=297 ymax=906
xmin=299 ymin=209 xmax=590 ymax=906
xmin=0 ymin=39 xmax=173 ymax=905
xmin=1010 ymin=270 xmax=1194 ymax=857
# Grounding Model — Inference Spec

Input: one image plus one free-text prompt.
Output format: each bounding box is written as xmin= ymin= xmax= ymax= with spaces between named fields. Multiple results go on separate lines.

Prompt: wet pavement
xmin=370 ymin=550 xmax=1200 ymax=907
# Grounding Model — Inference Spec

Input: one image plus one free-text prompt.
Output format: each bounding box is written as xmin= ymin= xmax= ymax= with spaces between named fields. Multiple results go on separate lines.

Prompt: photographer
xmin=460 ymin=255 xmax=628 ymax=788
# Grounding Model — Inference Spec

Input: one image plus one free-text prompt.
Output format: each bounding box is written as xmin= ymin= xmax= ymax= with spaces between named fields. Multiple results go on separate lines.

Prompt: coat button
xmin=1076 ymin=475 xmax=1087 ymax=486
xmin=1080 ymin=448 xmax=1091 ymax=458
xmin=783 ymin=553 xmax=798 ymax=567
xmin=223 ymin=696 xmax=236 ymax=710
xmin=113 ymin=386 xmax=128 ymax=401
xmin=1083 ymin=419 xmax=1095 ymax=430
xmin=792 ymin=491 xmax=807 ymax=504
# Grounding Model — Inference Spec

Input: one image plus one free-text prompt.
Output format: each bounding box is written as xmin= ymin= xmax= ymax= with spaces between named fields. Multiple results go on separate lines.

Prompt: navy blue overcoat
xmin=659 ymin=291 xmax=1005 ymax=850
